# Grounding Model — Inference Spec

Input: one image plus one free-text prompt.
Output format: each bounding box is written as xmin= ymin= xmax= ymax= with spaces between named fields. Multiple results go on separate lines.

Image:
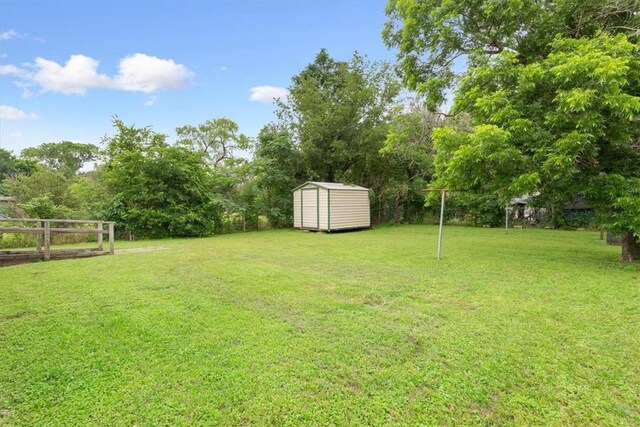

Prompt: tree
xmin=0 ymin=149 xmax=17 ymax=183
xmin=211 ymin=158 xmax=262 ymax=232
xmin=278 ymin=49 xmax=401 ymax=184
xmin=68 ymin=172 xmax=110 ymax=220
xmin=434 ymin=34 xmax=639 ymax=260
xmin=4 ymin=168 xmax=71 ymax=208
xmin=21 ymin=141 xmax=99 ymax=177
xmin=19 ymin=195 xmax=68 ymax=219
xmin=0 ymin=149 xmax=37 ymax=190
xmin=380 ymin=103 xmax=437 ymax=221
xmin=385 ymin=1 xmax=640 ymax=261
xmin=253 ymin=125 xmax=303 ymax=227
xmin=176 ymin=118 xmax=250 ymax=168
xmin=278 ymin=49 xmax=412 ymax=223
xmin=383 ymin=0 xmax=639 ymax=110
xmin=2 ymin=147 xmax=102 ymax=220
xmin=103 ymin=119 xmax=221 ymax=238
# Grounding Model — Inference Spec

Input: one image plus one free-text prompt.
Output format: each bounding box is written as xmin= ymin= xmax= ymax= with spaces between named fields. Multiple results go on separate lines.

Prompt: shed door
xmin=301 ymin=188 xmax=318 ymax=229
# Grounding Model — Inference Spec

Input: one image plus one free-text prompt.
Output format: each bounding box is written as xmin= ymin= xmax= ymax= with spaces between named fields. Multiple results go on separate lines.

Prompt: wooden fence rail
xmin=0 ymin=218 xmax=115 ymax=266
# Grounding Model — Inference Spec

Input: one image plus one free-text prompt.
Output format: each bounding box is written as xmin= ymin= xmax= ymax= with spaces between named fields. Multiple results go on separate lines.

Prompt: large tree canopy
xmin=384 ymin=0 xmax=639 ymax=109
xmin=176 ymin=118 xmax=250 ymax=168
xmin=103 ymin=119 xmax=221 ymax=238
xmin=385 ymin=0 xmax=640 ymax=260
xmin=21 ymin=141 xmax=99 ymax=177
xmin=278 ymin=49 xmax=401 ymax=184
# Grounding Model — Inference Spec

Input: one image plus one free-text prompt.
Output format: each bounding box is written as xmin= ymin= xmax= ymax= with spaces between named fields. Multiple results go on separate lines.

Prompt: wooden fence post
xmin=36 ymin=220 xmax=42 ymax=252
xmin=97 ymin=222 xmax=104 ymax=251
xmin=108 ymin=223 xmax=114 ymax=255
xmin=43 ymin=220 xmax=51 ymax=261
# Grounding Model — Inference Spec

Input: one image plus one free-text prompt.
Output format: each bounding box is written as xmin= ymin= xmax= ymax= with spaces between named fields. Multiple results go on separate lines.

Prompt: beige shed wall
xmin=328 ymin=190 xmax=370 ymax=230
xmin=301 ymin=188 xmax=318 ymax=228
xmin=293 ymin=189 xmax=301 ymax=228
xmin=318 ymin=188 xmax=329 ymax=230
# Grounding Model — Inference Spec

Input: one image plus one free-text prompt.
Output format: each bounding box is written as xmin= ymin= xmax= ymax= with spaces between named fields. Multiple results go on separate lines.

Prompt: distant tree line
xmin=1 ymin=50 xmax=448 ymax=241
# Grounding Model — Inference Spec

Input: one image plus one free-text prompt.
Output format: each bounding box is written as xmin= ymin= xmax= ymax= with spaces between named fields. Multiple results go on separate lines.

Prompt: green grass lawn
xmin=1 ymin=225 xmax=638 ymax=425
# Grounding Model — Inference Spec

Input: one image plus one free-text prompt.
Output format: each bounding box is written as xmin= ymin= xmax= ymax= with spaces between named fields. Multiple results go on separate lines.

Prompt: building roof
xmin=510 ymin=192 xmax=540 ymax=205
xmin=292 ymin=181 xmax=369 ymax=192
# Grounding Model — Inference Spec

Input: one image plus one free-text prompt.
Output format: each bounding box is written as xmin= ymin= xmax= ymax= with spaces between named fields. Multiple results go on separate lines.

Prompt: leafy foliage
xmin=279 ymin=49 xmax=401 ymax=184
xmin=21 ymin=141 xmax=99 ymax=177
xmin=379 ymin=104 xmax=438 ymax=221
xmin=434 ymin=34 xmax=640 ymax=236
xmin=176 ymin=118 xmax=250 ymax=168
xmin=387 ymin=0 xmax=640 ymax=258
xmin=4 ymin=168 xmax=72 ymax=209
xmin=19 ymin=195 xmax=69 ymax=219
xmin=384 ymin=0 xmax=639 ymax=109
xmin=102 ymin=119 xmax=222 ymax=238
xmin=0 ymin=148 xmax=37 ymax=189
xmin=252 ymin=126 xmax=303 ymax=227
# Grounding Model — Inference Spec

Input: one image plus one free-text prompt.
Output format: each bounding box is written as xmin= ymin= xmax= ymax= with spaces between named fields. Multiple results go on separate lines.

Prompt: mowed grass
xmin=1 ymin=226 xmax=638 ymax=426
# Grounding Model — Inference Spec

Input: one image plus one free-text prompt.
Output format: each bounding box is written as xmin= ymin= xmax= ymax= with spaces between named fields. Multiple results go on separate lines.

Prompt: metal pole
xmin=505 ymin=205 xmax=509 ymax=235
xmin=437 ymin=190 xmax=446 ymax=260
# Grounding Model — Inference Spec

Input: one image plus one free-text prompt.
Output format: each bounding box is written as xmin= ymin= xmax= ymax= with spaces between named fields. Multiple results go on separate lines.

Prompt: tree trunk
xmin=606 ymin=230 xmax=622 ymax=245
xmin=620 ymin=232 xmax=640 ymax=262
xmin=325 ymin=164 xmax=334 ymax=183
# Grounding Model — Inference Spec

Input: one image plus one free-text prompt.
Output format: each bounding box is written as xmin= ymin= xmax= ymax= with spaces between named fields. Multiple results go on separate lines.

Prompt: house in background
xmin=510 ymin=194 xmax=596 ymax=227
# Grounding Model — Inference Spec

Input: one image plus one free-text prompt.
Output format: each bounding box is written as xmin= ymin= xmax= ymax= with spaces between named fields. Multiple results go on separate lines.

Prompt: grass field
xmin=1 ymin=225 xmax=638 ymax=425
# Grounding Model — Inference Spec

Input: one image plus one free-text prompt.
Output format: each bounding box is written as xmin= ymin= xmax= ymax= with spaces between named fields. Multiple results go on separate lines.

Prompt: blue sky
xmin=0 ymin=0 xmax=397 ymax=154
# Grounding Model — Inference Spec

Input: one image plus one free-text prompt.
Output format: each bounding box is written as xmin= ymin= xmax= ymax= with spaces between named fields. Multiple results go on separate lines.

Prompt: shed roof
xmin=292 ymin=181 xmax=369 ymax=192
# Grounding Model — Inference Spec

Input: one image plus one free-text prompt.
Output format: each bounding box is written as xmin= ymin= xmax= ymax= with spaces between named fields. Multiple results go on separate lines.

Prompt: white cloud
xmin=220 ymin=66 xmax=229 ymax=72
xmin=1 ymin=53 xmax=7 ymax=59
xmin=249 ymin=85 xmax=289 ymax=103
xmin=113 ymin=53 xmax=193 ymax=93
xmin=0 ymin=29 xmax=21 ymax=40
xmin=10 ymin=132 xmax=23 ymax=138
xmin=144 ymin=95 xmax=159 ymax=107
xmin=0 ymin=64 xmax=28 ymax=77
xmin=1 ymin=53 xmax=193 ymax=96
xmin=32 ymin=55 xmax=111 ymax=95
xmin=0 ymin=105 xmax=39 ymax=121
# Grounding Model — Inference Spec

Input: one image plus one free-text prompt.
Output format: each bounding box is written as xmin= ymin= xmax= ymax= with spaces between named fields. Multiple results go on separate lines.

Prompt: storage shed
xmin=292 ymin=182 xmax=370 ymax=231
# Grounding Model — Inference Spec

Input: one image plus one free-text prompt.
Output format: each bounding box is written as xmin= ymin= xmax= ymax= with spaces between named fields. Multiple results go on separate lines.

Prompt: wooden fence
xmin=0 ymin=218 xmax=115 ymax=266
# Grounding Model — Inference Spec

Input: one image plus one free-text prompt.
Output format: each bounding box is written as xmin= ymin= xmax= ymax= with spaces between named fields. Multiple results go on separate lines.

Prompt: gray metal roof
xmin=292 ymin=181 xmax=369 ymax=192
xmin=510 ymin=192 xmax=540 ymax=205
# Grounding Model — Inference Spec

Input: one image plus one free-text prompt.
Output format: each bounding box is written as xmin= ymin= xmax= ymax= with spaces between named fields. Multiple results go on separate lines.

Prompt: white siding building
xmin=292 ymin=182 xmax=370 ymax=231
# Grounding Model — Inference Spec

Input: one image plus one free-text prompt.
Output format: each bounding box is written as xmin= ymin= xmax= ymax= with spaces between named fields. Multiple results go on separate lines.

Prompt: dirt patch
xmin=115 ymin=246 xmax=167 ymax=254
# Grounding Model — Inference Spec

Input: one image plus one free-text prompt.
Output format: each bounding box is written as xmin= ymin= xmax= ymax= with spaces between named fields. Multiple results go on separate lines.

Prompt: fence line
xmin=0 ymin=219 xmax=115 ymax=265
